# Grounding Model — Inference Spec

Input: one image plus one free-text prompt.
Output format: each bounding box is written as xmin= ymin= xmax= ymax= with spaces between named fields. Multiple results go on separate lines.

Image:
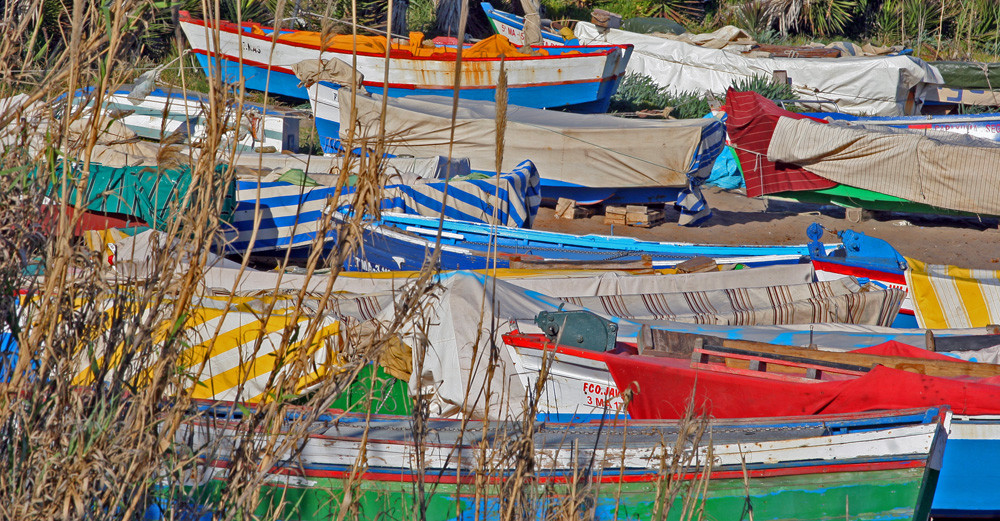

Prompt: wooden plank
xmin=643 ymin=329 xmax=1000 ymax=378
xmin=509 ymin=255 xmax=653 ymax=270
xmin=675 ymin=255 xmax=717 ymax=274
xmin=554 ymin=197 xmax=576 ymax=219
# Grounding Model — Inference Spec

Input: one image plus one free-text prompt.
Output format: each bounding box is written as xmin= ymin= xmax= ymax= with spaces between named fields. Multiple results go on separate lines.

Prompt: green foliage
xmin=668 ymin=91 xmax=714 ymax=119
xmin=806 ymin=0 xmax=858 ymax=36
xmin=408 ymin=0 xmax=437 ymax=33
xmin=611 ymin=72 xmax=800 ymax=119
xmin=730 ymin=74 xmax=799 ymax=100
xmin=608 ymin=73 xmax=711 ymax=119
xmin=609 ymin=73 xmax=674 ymax=113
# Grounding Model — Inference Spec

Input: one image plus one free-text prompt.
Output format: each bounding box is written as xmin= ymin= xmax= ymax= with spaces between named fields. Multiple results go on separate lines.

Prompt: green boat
xmin=159 ymin=404 xmax=947 ymax=521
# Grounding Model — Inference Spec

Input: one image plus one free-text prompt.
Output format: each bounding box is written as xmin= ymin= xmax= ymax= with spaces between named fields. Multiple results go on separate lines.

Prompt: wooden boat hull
xmin=71 ymin=87 xmax=299 ymax=153
xmin=187 ymin=466 xmax=937 ymax=521
xmin=481 ymin=2 xmax=570 ymax=46
xmin=810 ymin=111 xmax=1000 ymax=142
xmin=258 ymin=212 xmax=827 ymax=271
xmin=178 ymin=13 xmax=631 ymax=109
xmin=933 ymin=416 xmax=1000 ymax=517
xmin=162 ymin=404 xmax=946 ymax=521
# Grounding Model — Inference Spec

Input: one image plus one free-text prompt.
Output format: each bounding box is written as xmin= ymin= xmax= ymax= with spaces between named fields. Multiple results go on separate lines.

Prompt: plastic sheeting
xmin=574 ymin=22 xmax=943 ymax=116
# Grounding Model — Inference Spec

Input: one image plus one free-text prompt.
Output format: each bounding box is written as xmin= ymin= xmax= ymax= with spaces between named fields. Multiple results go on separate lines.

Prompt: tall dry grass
xmin=0 ymin=1 xmax=717 ymax=520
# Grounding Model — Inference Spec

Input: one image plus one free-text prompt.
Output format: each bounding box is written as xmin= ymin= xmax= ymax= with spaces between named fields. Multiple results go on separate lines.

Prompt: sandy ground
xmin=533 ymin=186 xmax=1000 ymax=269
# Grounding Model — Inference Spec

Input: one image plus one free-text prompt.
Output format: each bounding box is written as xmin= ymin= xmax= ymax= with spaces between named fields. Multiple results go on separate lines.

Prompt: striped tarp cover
xmin=559 ymin=277 xmax=904 ymax=326
xmin=768 ymin=115 xmax=1000 ymax=216
xmin=725 ymin=90 xmax=837 ymax=197
xmin=70 ymin=293 xmax=397 ymax=403
xmin=225 ymin=159 xmax=541 ymax=253
xmin=905 ymin=256 xmax=1000 ymax=329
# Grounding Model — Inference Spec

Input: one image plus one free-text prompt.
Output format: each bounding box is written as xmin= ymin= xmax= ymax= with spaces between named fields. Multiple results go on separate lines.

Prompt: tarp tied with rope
xmin=224 ymin=160 xmax=541 ymax=253
xmin=325 ymin=78 xmax=724 ymax=225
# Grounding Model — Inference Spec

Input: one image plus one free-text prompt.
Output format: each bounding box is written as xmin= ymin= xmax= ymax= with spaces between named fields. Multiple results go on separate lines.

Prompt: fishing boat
xmin=934 ymin=416 xmax=1000 ymax=517
xmin=481 ymin=2 xmax=573 ymax=46
xmin=805 ymin=222 xmax=917 ymax=327
xmin=501 ymin=309 xmax=1000 ymax=519
xmin=237 ymin=211 xmax=833 ymax=270
xmin=303 ymin=75 xmax=724 ymax=209
xmin=68 ymin=87 xmax=300 ymax=153
xmin=806 ymin=110 xmax=1000 ymax=142
xmin=177 ymin=11 xmax=632 ymax=112
xmin=502 ymin=310 xmax=1000 ymax=418
xmin=165 ymin=400 xmax=947 ymax=521
xmin=725 ymin=89 xmax=1000 ymax=218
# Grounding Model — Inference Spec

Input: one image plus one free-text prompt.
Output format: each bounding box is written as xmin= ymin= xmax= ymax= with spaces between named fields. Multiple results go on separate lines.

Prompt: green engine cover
xmin=534 ymin=310 xmax=618 ymax=352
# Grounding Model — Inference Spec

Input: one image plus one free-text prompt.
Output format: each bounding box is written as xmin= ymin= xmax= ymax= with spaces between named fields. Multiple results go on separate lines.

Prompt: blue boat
xmin=481 ymin=2 xmax=574 ymax=46
xmin=806 ymin=223 xmax=918 ymax=328
xmin=804 ymin=111 xmax=1000 ymax=142
xmin=309 ymin=82 xmax=725 ymax=211
xmin=238 ymin=212 xmax=833 ymax=271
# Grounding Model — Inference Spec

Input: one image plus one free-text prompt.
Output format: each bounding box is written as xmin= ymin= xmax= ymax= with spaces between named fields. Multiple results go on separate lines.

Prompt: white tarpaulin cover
xmin=335 ymin=86 xmax=725 ymax=189
xmin=768 ymin=116 xmax=1000 ymax=215
xmin=574 ymin=22 xmax=943 ymax=116
xmin=101 ymin=234 xmax=999 ymax=417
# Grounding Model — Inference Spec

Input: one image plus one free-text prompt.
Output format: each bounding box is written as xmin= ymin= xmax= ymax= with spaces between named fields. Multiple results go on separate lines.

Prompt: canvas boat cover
xmin=573 ymin=22 xmax=943 ymax=116
xmin=607 ymin=342 xmax=1000 ymax=419
xmin=225 ymin=159 xmax=541 ymax=253
xmin=932 ymin=61 xmax=1000 ymax=90
xmin=767 ymin=115 xmax=1000 ymax=216
xmin=724 ymin=90 xmax=836 ymax=197
xmin=336 ymin=87 xmax=725 ymax=190
xmin=558 ymin=277 xmax=903 ymax=326
xmin=45 ymin=162 xmax=237 ymax=231
xmin=90 ymin=235 xmax=1000 ymax=418
xmin=905 ymin=256 xmax=1000 ymax=329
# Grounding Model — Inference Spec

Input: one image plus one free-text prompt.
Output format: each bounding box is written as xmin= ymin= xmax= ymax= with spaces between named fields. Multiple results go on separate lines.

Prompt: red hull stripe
xmin=502 ymin=333 xmax=609 ymax=362
xmin=206 ymin=458 xmax=926 ymax=485
xmin=181 ymin=18 xmax=624 ymax=61
xmin=190 ymin=50 xmax=617 ymax=90
xmin=812 ymin=260 xmax=907 ymax=285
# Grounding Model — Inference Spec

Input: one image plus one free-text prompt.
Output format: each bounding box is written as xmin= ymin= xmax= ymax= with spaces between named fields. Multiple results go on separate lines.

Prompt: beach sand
xmin=534 ymin=186 xmax=1000 ymax=269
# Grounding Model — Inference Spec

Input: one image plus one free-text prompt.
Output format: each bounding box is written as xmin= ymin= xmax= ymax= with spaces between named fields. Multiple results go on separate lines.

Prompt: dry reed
xmin=0 ymin=2 xmax=717 ymax=520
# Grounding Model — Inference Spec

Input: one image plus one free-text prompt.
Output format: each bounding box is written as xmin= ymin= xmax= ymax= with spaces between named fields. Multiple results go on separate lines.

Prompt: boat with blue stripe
xmin=178 ymin=10 xmax=631 ymax=112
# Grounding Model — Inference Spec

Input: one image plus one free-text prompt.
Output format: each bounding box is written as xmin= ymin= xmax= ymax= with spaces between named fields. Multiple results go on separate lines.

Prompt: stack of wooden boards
xmin=604 ymin=205 xmax=666 ymax=227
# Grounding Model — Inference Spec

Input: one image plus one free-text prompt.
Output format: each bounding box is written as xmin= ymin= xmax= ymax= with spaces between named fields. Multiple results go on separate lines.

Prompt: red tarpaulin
xmin=724 ymin=89 xmax=837 ymax=197
xmin=604 ymin=340 xmax=1000 ymax=419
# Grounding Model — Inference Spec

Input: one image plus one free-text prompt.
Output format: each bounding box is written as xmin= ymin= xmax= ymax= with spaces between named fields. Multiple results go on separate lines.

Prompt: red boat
xmin=502 ymin=315 xmax=1000 ymax=420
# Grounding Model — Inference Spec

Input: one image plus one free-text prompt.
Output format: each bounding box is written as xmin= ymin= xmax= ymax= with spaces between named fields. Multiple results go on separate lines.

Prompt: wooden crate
xmin=604 ymin=205 xmax=665 ymax=227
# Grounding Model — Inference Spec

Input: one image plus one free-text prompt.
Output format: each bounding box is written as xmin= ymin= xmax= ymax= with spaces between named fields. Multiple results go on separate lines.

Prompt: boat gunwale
xmin=178 ymin=13 xmax=631 ymax=63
